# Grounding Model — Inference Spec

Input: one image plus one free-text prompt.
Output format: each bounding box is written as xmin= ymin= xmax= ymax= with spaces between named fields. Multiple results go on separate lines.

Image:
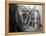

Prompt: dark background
xmin=9 ymin=3 xmax=18 ymax=32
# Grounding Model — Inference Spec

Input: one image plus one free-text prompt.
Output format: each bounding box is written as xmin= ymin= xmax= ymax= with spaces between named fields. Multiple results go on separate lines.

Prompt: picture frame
xmin=5 ymin=1 xmax=45 ymax=36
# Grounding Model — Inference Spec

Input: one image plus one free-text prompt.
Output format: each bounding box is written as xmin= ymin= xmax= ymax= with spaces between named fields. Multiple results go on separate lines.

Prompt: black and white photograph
xmin=9 ymin=4 xmax=43 ymax=32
